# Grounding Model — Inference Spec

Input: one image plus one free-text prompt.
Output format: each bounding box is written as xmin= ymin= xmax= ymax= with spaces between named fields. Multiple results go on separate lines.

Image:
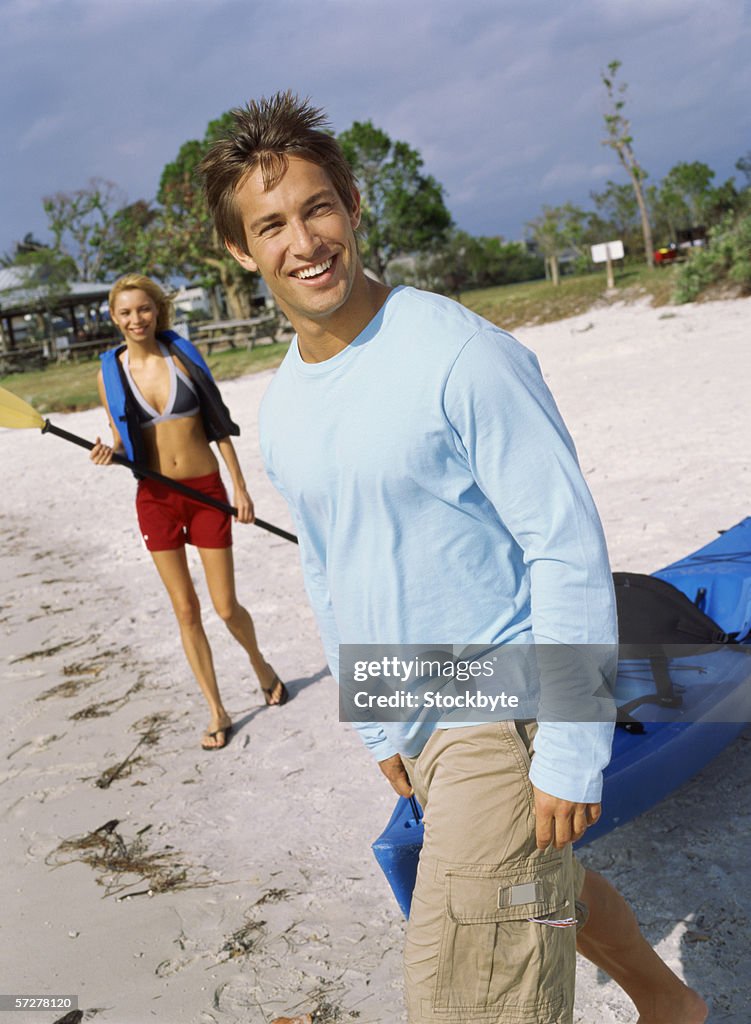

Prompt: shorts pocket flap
xmin=445 ymin=856 xmax=570 ymax=924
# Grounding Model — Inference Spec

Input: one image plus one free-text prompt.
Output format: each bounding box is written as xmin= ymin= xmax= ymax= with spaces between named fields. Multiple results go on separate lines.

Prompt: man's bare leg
xmin=577 ymin=869 xmax=708 ymax=1023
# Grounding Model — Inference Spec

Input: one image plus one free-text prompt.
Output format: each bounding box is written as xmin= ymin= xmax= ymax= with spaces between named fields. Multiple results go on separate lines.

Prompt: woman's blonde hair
xmin=108 ymin=274 xmax=173 ymax=334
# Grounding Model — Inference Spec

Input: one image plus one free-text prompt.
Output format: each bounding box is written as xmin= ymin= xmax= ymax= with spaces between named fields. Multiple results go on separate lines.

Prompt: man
xmin=199 ymin=92 xmax=707 ymax=1024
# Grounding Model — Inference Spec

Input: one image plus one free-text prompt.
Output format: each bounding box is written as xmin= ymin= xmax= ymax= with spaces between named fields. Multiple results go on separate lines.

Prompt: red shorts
xmin=136 ymin=471 xmax=232 ymax=551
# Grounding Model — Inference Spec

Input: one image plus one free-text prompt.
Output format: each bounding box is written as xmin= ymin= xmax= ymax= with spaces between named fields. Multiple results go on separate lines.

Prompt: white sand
xmin=1 ymin=294 xmax=750 ymax=1024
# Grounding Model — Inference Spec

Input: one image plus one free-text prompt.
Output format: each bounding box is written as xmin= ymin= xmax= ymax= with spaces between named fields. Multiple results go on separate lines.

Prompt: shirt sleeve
xmin=443 ymin=328 xmax=617 ymax=802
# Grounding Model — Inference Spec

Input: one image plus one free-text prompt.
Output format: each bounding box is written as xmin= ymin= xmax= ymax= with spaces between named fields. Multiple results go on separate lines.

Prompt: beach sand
xmin=1 ymin=294 xmax=750 ymax=1024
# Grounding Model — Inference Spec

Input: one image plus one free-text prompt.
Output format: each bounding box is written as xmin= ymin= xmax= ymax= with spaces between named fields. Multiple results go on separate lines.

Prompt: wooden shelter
xmin=0 ymin=267 xmax=114 ymax=371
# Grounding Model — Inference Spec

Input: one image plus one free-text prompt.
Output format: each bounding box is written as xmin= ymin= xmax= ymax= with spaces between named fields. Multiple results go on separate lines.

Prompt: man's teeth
xmin=295 ymin=258 xmax=333 ymax=279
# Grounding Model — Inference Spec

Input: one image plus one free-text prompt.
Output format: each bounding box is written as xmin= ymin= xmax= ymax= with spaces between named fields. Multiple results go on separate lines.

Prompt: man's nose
xmin=289 ymin=218 xmax=322 ymax=257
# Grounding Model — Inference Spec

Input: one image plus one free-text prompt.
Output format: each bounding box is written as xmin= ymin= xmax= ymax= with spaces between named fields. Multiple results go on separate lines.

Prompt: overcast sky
xmin=2 ymin=0 xmax=749 ymax=264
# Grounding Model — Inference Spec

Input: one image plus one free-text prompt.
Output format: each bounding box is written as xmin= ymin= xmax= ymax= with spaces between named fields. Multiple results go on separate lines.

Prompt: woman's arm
xmin=216 ymin=436 xmax=254 ymax=523
xmin=90 ymin=369 xmax=125 ymax=465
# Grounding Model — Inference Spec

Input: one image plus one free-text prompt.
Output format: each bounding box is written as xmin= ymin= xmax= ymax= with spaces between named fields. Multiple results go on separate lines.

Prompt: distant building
xmin=0 ymin=266 xmax=112 ymax=367
xmin=172 ymin=285 xmax=212 ymax=317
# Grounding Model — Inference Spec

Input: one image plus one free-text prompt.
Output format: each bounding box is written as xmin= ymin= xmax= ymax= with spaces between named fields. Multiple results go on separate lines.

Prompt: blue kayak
xmin=372 ymin=518 xmax=751 ymax=918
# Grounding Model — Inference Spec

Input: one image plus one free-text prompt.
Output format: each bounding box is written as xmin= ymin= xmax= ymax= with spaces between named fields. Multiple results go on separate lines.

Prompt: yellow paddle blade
xmin=0 ymin=385 xmax=46 ymax=430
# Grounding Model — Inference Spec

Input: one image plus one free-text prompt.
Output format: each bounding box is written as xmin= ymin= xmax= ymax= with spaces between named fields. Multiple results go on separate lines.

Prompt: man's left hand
xmin=532 ymin=785 xmax=601 ymax=850
xmin=378 ymin=753 xmax=414 ymax=797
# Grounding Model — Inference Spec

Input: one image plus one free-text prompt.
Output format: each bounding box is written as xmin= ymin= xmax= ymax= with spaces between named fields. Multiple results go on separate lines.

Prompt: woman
xmin=91 ymin=273 xmax=287 ymax=750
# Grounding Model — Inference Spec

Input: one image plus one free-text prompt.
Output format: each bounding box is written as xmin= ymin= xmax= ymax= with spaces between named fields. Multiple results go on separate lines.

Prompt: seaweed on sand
xmin=70 ymin=679 xmax=146 ymax=723
xmin=10 ymin=638 xmax=83 ymax=663
xmin=47 ymin=818 xmax=210 ymax=899
xmin=92 ymin=712 xmax=168 ymax=789
xmin=217 ymin=916 xmax=267 ymax=961
xmin=276 ymin=986 xmax=362 ymax=1023
xmin=254 ymin=887 xmax=293 ymax=906
xmin=37 ymin=675 xmax=100 ymax=701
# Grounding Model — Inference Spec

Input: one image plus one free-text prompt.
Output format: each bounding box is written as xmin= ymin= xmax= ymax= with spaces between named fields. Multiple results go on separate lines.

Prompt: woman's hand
xmin=233 ymin=484 xmax=255 ymax=524
xmin=90 ymin=437 xmax=115 ymax=466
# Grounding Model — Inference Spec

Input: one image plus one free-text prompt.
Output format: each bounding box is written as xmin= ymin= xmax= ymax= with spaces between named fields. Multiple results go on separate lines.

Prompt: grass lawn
xmin=1 ymin=264 xmax=682 ymax=414
xmin=0 ymin=341 xmax=291 ymax=416
xmin=461 ymin=262 xmax=680 ymax=331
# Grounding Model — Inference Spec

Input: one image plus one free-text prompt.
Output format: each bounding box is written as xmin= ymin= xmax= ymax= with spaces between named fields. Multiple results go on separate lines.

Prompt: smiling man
xmin=199 ymin=92 xmax=707 ymax=1024
xmin=225 ymin=154 xmax=388 ymax=360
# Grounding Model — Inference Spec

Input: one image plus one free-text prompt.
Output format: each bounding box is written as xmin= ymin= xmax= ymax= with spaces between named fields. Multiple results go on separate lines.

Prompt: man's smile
xmin=292 ymin=256 xmax=335 ymax=280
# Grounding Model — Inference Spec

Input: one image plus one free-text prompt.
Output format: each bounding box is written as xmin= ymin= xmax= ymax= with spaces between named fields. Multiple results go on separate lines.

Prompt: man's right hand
xmin=378 ymin=753 xmax=413 ymax=797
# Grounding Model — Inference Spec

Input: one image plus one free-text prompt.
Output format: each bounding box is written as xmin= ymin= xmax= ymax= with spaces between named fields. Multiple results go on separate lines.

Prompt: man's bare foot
xmin=270 ymin=1016 xmax=312 ymax=1024
xmin=636 ymin=984 xmax=708 ymax=1023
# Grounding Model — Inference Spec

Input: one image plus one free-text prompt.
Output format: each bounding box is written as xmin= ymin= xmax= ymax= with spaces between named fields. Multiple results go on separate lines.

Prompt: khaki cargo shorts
xmin=400 ymin=721 xmax=586 ymax=1024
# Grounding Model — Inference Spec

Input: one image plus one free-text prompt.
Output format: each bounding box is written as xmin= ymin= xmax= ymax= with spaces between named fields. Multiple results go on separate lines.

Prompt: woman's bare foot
xmin=201 ymin=713 xmax=233 ymax=750
xmin=259 ymin=664 xmax=288 ymax=706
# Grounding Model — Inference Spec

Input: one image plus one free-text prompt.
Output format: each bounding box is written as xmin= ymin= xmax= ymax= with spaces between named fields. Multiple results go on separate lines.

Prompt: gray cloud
xmin=1 ymin=0 xmax=748 ymax=258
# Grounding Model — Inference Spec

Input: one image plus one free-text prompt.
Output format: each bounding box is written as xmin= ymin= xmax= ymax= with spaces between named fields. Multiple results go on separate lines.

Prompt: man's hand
xmin=532 ymin=785 xmax=601 ymax=850
xmin=378 ymin=753 xmax=414 ymax=797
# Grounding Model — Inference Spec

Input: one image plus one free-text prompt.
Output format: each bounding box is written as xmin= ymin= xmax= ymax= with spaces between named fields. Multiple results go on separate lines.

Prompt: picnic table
xmin=191 ymin=312 xmax=292 ymax=354
xmin=0 ymin=345 xmax=47 ymax=374
xmin=67 ymin=337 xmax=117 ymax=361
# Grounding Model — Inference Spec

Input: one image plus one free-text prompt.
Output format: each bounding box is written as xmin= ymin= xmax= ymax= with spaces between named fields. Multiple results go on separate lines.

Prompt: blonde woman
xmin=91 ymin=274 xmax=287 ymax=749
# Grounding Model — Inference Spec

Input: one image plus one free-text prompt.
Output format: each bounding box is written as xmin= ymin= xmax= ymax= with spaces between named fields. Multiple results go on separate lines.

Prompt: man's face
xmin=227 ymin=156 xmax=362 ymax=330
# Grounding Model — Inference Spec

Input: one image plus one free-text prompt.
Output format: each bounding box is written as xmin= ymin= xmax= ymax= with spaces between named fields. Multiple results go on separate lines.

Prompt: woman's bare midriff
xmin=142 ymin=415 xmax=220 ymax=479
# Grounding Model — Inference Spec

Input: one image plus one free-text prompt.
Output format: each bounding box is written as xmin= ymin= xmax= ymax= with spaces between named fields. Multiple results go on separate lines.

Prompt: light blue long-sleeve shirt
xmin=260 ymin=286 xmax=617 ymax=802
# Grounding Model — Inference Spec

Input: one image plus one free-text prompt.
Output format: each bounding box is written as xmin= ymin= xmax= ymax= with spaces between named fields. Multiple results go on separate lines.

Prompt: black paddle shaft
xmin=42 ymin=420 xmax=298 ymax=545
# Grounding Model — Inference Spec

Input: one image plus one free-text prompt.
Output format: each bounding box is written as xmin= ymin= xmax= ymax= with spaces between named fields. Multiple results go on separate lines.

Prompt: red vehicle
xmin=655 ymin=227 xmax=707 ymax=266
xmin=654 ymin=244 xmax=680 ymax=265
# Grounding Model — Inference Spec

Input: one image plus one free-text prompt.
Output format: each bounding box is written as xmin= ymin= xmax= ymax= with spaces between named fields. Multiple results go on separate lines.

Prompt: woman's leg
xmin=150 ymin=547 xmax=232 ymax=747
xmin=198 ymin=545 xmax=286 ymax=704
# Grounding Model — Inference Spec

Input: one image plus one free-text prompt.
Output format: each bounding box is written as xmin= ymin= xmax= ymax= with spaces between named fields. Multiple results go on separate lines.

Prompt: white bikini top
xmin=122 ymin=342 xmax=200 ymax=428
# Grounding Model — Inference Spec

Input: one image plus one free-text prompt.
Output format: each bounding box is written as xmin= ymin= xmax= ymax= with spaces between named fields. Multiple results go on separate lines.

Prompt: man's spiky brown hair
xmin=199 ymin=91 xmax=358 ymax=254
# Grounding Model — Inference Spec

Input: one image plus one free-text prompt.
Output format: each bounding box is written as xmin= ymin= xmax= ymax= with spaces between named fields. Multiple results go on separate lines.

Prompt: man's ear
xmin=350 ymin=188 xmax=362 ymax=231
xmin=225 ymin=239 xmax=258 ymax=273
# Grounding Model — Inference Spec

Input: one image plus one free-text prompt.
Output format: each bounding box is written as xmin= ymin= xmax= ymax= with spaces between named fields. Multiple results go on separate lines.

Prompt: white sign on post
xmin=590 ymin=239 xmax=624 ymax=289
xmin=590 ymin=240 xmax=624 ymax=263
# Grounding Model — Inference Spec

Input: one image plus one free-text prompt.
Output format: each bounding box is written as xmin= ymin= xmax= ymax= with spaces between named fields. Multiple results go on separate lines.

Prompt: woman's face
xmin=110 ymin=289 xmax=159 ymax=345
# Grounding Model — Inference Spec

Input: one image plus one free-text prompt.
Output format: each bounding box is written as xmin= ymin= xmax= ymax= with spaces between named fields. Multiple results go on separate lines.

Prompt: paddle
xmin=0 ymin=385 xmax=298 ymax=544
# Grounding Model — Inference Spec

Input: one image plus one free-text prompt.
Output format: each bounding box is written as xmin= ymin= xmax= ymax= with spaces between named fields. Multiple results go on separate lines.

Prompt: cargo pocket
xmin=434 ymin=852 xmax=575 ymax=1018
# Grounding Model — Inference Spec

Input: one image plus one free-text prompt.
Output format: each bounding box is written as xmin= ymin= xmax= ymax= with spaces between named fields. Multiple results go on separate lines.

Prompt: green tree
xmin=100 ymin=199 xmax=162 ymax=279
xmin=337 ymin=120 xmax=452 ymax=279
xmin=601 ymin=61 xmax=654 ymax=267
xmin=1 ymin=244 xmax=79 ymax=349
xmin=526 ymin=204 xmax=587 ymax=286
xmin=157 ymin=114 xmax=257 ymax=318
xmin=651 ymin=163 xmax=740 ymax=243
xmin=1 ymin=232 xmax=48 ymax=265
xmin=42 ymin=178 xmax=128 ymax=281
xmin=590 ymin=180 xmax=641 ymax=252
xmin=659 ymin=161 xmax=715 ymax=227
xmin=675 ymin=210 xmax=751 ymax=301
xmin=735 ymin=151 xmax=751 ymax=188
xmin=703 ymin=177 xmax=744 ymax=225
xmin=391 ymin=231 xmax=543 ymax=297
